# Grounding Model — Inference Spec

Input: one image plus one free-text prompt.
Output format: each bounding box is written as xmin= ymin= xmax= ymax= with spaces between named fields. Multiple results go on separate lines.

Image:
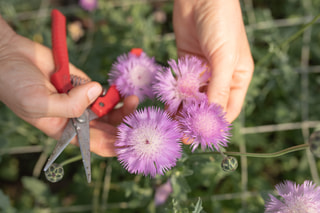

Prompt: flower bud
xmin=221 ymin=156 xmax=238 ymax=172
xmin=45 ymin=163 xmax=64 ymax=183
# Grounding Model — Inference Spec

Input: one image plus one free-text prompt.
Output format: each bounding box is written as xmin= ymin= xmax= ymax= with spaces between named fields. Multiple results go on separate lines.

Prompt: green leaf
xmin=21 ymin=176 xmax=50 ymax=206
xmin=0 ymin=157 xmax=19 ymax=181
xmin=0 ymin=189 xmax=16 ymax=213
xmin=192 ymin=198 xmax=204 ymax=213
xmin=0 ymin=189 xmax=10 ymax=209
xmin=171 ymin=175 xmax=191 ymax=201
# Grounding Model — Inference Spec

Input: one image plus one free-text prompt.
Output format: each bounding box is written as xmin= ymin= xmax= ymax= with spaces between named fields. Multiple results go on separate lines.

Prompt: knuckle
xmin=215 ymin=87 xmax=230 ymax=101
xmin=18 ymin=97 xmax=40 ymax=118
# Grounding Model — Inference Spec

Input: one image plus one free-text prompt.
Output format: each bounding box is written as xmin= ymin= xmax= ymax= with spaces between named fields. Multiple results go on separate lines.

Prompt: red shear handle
xmin=50 ymin=9 xmax=73 ymax=93
xmin=130 ymin=48 xmax=143 ymax=56
xmin=91 ymin=85 xmax=121 ymax=117
xmin=91 ymin=48 xmax=142 ymax=117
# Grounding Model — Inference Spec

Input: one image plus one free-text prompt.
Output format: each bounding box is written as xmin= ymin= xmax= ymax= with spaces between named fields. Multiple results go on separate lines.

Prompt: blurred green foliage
xmin=0 ymin=0 xmax=320 ymax=212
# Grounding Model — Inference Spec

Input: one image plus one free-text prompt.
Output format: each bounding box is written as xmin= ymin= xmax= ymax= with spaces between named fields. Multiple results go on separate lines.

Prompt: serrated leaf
xmin=192 ymin=198 xmax=203 ymax=213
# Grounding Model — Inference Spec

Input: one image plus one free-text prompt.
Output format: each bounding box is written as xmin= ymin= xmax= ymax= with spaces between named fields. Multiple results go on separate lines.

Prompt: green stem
xmin=256 ymin=14 xmax=320 ymax=67
xmin=192 ymin=144 xmax=310 ymax=158
xmin=59 ymin=144 xmax=310 ymax=165
xmin=60 ymin=155 xmax=82 ymax=167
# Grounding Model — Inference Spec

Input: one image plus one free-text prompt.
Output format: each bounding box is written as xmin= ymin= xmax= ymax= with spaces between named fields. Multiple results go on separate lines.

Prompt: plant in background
xmin=153 ymin=56 xmax=210 ymax=114
xmin=265 ymin=180 xmax=320 ymax=213
xmin=115 ymin=107 xmax=182 ymax=177
xmin=2 ymin=1 xmax=320 ymax=211
xmin=108 ymin=51 xmax=161 ymax=102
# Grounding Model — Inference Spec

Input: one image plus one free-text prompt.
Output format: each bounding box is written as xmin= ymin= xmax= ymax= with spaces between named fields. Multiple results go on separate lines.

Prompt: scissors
xmin=43 ymin=9 xmax=121 ymax=183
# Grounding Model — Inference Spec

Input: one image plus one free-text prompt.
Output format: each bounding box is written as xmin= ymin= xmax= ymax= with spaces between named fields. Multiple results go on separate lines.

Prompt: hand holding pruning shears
xmin=43 ymin=9 xmax=144 ymax=182
xmin=44 ymin=9 xmax=124 ymax=183
xmin=0 ymin=11 xmax=139 ymax=179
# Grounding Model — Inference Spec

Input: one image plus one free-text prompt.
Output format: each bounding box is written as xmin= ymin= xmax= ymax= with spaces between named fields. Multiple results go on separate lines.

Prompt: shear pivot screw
xmin=76 ymin=113 xmax=87 ymax=123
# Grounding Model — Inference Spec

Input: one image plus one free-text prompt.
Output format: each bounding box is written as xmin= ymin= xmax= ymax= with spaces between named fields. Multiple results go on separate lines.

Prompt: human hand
xmin=173 ymin=0 xmax=254 ymax=122
xmin=0 ymin=16 xmax=139 ymax=157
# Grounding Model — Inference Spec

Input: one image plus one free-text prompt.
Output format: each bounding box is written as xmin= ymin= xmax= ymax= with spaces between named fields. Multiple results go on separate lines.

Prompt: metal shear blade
xmin=72 ymin=110 xmax=91 ymax=183
xmin=43 ymin=119 xmax=76 ymax=172
xmin=44 ymin=109 xmax=92 ymax=183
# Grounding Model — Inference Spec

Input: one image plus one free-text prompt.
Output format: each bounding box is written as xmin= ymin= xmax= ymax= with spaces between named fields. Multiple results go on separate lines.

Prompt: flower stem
xmin=192 ymin=144 xmax=310 ymax=158
xmin=60 ymin=155 xmax=82 ymax=167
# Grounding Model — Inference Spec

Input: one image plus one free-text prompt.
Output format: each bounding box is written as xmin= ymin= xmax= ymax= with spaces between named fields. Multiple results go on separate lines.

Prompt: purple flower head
xmin=109 ymin=51 xmax=160 ymax=102
xmin=115 ymin=107 xmax=182 ymax=177
xmin=154 ymin=179 xmax=173 ymax=206
xmin=79 ymin=0 xmax=97 ymax=11
xmin=265 ymin=180 xmax=320 ymax=213
xmin=153 ymin=56 xmax=210 ymax=114
xmin=177 ymin=99 xmax=231 ymax=152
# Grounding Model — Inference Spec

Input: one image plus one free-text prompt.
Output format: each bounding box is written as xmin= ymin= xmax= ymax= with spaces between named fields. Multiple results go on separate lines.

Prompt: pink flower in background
xmin=265 ymin=180 xmax=320 ymax=213
xmin=79 ymin=0 xmax=97 ymax=11
xmin=177 ymin=99 xmax=231 ymax=152
xmin=154 ymin=179 xmax=173 ymax=206
xmin=109 ymin=51 xmax=160 ymax=102
xmin=115 ymin=107 xmax=182 ymax=177
xmin=153 ymin=56 xmax=210 ymax=114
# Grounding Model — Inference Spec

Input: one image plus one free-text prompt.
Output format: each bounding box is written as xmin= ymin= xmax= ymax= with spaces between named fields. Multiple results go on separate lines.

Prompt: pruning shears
xmin=43 ymin=9 xmax=121 ymax=183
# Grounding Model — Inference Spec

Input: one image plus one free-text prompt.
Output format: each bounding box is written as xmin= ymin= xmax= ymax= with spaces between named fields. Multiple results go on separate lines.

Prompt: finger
xmin=226 ymin=67 xmax=253 ymax=122
xmin=225 ymin=85 xmax=247 ymax=122
xmin=182 ymin=136 xmax=193 ymax=145
xmin=90 ymin=120 xmax=118 ymax=135
xmin=47 ymin=82 xmax=102 ymax=118
xmin=70 ymin=121 xmax=118 ymax=157
xmin=89 ymin=129 xmax=117 ymax=157
xmin=89 ymin=122 xmax=118 ymax=157
xmin=207 ymin=53 xmax=236 ymax=111
xmin=102 ymin=95 xmax=139 ymax=125
xmin=26 ymin=116 xmax=68 ymax=140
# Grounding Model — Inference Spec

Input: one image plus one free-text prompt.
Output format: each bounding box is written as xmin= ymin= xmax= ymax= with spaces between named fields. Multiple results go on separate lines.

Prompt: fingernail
xmin=87 ymin=85 xmax=102 ymax=102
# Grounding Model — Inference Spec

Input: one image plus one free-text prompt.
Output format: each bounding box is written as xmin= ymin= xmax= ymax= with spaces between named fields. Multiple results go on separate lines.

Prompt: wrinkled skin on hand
xmin=0 ymin=15 xmax=139 ymax=157
xmin=173 ymin=0 xmax=254 ymax=122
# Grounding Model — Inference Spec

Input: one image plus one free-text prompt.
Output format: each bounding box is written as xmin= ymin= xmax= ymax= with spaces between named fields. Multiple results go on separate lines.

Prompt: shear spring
xmin=70 ymin=74 xmax=108 ymax=96
xmin=70 ymin=74 xmax=90 ymax=87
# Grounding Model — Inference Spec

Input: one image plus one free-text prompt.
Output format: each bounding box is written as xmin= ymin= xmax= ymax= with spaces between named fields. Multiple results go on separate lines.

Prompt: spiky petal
xmin=79 ymin=0 xmax=97 ymax=11
xmin=115 ymin=107 xmax=182 ymax=177
xmin=265 ymin=180 xmax=320 ymax=213
xmin=153 ymin=56 xmax=210 ymax=114
xmin=177 ymin=99 xmax=231 ymax=152
xmin=108 ymin=51 xmax=160 ymax=101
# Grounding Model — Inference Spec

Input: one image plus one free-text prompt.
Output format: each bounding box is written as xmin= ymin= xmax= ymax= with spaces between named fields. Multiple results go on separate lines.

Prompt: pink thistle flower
xmin=265 ymin=180 xmax=320 ymax=213
xmin=79 ymin=0 xmax=97 ymax=11
xmin=154 ymin=179 xmax=173 ymax=206
xmin=177 ymin=99 xmax=231 ymax=152
xmin=153 ymin=56 xmax=210 ymax=114
xmin=108 ymin=51 xmax=160 ymax=102
xmin=115 ymin=107 xmax=182 ymax=177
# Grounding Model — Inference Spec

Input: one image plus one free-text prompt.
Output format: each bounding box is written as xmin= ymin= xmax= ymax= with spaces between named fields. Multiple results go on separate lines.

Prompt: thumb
xmin=47 ymin=82 xmax=102 ymax=118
